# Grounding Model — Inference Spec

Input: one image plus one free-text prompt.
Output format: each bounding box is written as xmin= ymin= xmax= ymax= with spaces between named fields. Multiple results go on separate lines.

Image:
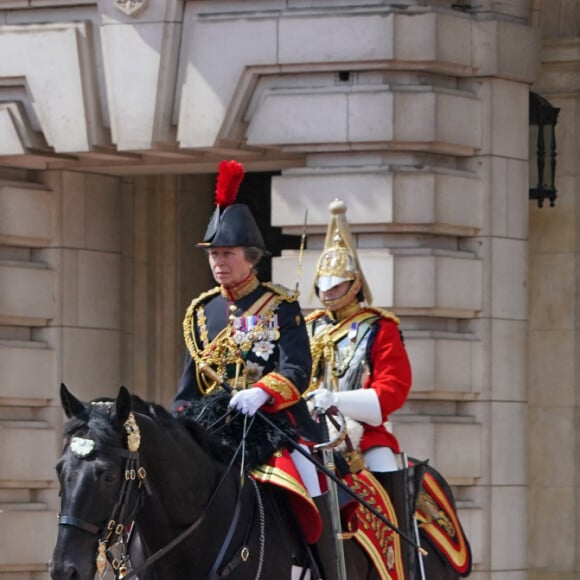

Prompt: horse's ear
xmin=60 ymin=383 xmax=88 ymax=420
xmin=114 ymin=386 xmax=132 ymax=424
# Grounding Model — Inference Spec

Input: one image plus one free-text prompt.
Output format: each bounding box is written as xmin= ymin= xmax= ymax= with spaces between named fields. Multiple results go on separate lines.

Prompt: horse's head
xmin=49 ymin=383 xmax=142 ymax=579
xmin=50 ymin=386 xmax=306 ymax=579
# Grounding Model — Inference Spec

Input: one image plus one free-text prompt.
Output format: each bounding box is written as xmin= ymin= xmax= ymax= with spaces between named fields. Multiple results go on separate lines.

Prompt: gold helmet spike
xmin=314 ymin=198 xmax=372 ymax=305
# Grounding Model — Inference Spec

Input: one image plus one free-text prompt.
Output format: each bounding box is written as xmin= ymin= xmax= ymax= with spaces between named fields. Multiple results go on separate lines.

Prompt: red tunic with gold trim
xmin=307 ymin=306 xmax=412 ymax=453
xmin=174 ymin=274 xmax=320 ymax=442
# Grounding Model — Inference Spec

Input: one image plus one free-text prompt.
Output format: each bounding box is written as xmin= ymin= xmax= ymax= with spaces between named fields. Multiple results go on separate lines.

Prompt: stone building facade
xmin=0 ymin=0 xmax=577 ymax=578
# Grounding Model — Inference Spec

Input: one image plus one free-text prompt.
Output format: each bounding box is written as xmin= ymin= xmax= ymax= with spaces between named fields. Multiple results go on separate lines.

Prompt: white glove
xmin=229 ymin=387 xmax=271 ymax=416
xmin=310 ymin=388 xmax=338 ymax=412
xmin=310 ymin=388 xmax=382 ymax=426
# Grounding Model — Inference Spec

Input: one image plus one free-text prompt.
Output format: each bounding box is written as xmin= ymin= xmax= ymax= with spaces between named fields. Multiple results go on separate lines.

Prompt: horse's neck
xmin=139 ymin=421 xmax=234 ymax=526
xmin=137 ymin=438 xmax=241 ymax=577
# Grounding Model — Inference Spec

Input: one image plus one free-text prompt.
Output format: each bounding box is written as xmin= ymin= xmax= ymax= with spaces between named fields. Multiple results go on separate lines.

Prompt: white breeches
xmin=364 ymin=446 xmax=399 ymax=472
xmin=291 ymin=444 xmax=322 ymax=497
xmin=292 ymin=444 xmax=399 ymax=497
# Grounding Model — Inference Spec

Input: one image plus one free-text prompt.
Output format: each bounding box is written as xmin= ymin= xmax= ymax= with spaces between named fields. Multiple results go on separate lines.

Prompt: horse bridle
xmin=58 ymin=410 xmax=151 ymax=578
xmin=58 ymin=406 xmax=264 ymax=580
xmin=119 ymin=410 xmax=263 ymax=580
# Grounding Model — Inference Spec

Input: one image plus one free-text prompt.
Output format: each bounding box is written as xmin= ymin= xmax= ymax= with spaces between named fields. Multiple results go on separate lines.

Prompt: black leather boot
xmin=312 ymin=494 xmax=341 ymax=580
xmin=372 ymin=463 xmax=426 ymax=580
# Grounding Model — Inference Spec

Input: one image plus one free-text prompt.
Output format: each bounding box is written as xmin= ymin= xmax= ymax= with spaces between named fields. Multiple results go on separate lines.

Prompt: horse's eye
xmin=103 ymin=471 xmax=117 ymax=483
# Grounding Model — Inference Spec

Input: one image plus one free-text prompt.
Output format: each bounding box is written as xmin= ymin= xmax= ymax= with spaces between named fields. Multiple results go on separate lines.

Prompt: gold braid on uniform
xmin=307 ymin=324 xmax=338 ymax=393
xmin=305 ymin=307 xmax=400 ymax=394
xmin=183 ymin=287 xmax=221 ymax=394
xmin=261 ymin=281 xmax=300 ymax=303
xmin=305 ymin=310 xmax=333 ymax=393
xmin=182 ymin=284 xmax=291 ymax=395
xmin=362 ymin=306 xmax=400 ymax=325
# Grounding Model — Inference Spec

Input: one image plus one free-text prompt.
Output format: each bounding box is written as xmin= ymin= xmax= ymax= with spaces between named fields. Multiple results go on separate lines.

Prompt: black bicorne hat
xmin=197 ymin=160 xmax=266 ymax=251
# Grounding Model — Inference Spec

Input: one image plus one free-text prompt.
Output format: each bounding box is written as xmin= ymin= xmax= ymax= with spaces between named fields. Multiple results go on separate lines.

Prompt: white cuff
xmin=335 ymin=389 xmax=382 ymax=426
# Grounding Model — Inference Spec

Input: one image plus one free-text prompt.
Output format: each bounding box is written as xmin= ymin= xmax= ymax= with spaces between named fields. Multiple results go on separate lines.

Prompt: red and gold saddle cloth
xmin=348 ymin=466 xmax=472 ymax=579
xmin=414 ymin=465 xmax=471 ymax=576
xmin=251 ymin=453 xmax=470 ymax=579
xmin=251 ymin=453 xmax=409 ymax=579
xmin=347 ymin=470 xmax=403 ymax=580
xmin=252 ymin=457 xmax=401 ymax=579
xmin=251 ymin=448 xmax=322 ymax=544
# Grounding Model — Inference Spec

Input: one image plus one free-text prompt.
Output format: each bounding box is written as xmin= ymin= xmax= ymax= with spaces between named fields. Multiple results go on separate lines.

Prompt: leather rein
xmin=58 ymin=408 xmax=260 ymax=580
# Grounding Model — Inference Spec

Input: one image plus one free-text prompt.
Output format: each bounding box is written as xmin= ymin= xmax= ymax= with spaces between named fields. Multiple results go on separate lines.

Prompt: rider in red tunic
xmin=305 ymin=202 xmax=473 ymax=578
xmin=307 ymin=198 xmax=412 ymax=474
xmin=305 ymin=198 xmax=418 ymax=578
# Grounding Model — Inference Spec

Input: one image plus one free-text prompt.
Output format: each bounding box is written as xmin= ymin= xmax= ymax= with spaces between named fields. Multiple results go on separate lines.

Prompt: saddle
xmin=178 ymin=392 xmax=471 ymax=578
xmin=410 ymin=459 xmax=472 ymax=577
xmin=339 ymin=456 xmax=471 ymax=579
xmin=253 ymin=456 xmax=417 ymax=579
xmin=344 ymin=468 xmax=408 ymax=579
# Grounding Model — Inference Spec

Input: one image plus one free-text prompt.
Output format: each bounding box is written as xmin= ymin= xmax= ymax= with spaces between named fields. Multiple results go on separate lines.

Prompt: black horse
xmin=50 ymin=384 xmax=471 ymax=579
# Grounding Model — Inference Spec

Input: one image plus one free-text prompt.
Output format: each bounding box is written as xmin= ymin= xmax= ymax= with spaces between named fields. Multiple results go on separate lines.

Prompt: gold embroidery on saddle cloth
xmin=251 ymin=463 xmax=313 ymax=503
xmin=183 ymin=287 xmax=284 ymax=395
xmin=350 ymin=471 xmax=405 ymax=578
xmin=414 ymin=470 xmax=470 ymax=574
xmin=416 ymin=489 xmax=456 ymax=537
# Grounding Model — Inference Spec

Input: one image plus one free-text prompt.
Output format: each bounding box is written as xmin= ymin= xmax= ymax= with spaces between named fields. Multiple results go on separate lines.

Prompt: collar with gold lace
xmin=328 ymin=300 xmax=361 ymax=322
xmin=220 ymin=274 xmax=259 ymax=301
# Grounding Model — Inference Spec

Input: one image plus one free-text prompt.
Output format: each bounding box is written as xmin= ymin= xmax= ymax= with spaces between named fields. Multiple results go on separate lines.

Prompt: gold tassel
xmin=96 ymin=541 xmax=107 ymax=579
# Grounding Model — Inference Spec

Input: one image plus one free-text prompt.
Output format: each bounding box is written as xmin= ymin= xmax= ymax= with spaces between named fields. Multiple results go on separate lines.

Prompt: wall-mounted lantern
xmin=529 ymin=92 xmax=560 ymax=208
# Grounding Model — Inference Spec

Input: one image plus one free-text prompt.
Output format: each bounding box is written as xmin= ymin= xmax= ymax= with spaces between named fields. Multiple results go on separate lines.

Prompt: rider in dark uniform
xmin=173 ymin=160 xmax=338 ymax=580
xmin=174 ymin=160 xmax=317 ymax=439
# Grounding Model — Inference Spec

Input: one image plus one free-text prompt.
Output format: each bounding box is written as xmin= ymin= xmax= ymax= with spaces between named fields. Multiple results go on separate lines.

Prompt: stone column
xmin=0 ymin=172 xmax=58 ymax=575
xmin=0 ymin=168 xmax=127 ymax=574
xmin=259 ymin=8 xmax=536 ymax=578
xmin=128 ymin=173 xmax=214 ymax=409
xmin=528 ymin=37 xmax=580 ymax=580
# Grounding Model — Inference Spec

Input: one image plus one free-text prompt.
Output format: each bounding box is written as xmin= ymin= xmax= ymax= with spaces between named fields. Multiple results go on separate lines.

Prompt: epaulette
xmin=363 ymin=306 xmax=400 ymax=325
xmin=305 ymin=309 xmax=326 ymax=323
xmin=182 ymin=287 xmax=222 ymax=366
xmin=261 ymin=281 xmax=299 ymax=303
xmin=186 ymin=286 xmax=221 ymax=310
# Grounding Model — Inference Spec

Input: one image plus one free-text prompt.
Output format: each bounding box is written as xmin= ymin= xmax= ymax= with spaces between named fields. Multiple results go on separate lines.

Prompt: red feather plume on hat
xmin=215 ymin=160 xmax=245 ymax=207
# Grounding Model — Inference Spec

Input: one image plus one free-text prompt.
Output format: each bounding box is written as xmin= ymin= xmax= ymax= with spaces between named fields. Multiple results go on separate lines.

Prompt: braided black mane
xmin=63 ymin=390 xmax=297 ymax=472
